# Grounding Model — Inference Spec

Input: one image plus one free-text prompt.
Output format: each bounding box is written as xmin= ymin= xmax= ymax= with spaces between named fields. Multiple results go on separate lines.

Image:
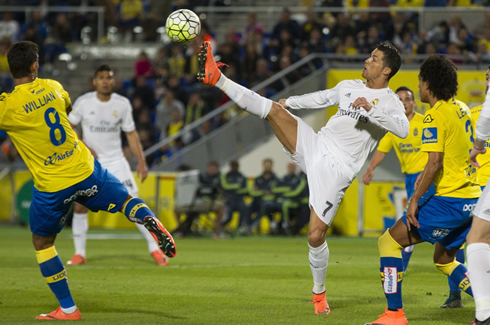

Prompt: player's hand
xmin=362 ymin=169 xmax=373 ymax=185
xmin=278 ymin=99 xmax=288 ymax=109
xmin=470 ymin=147 xmax=486 ymax=168
xmin=137 ymin=160 xmax=148 ymax=183
xmin=405 ymin=198 xmax=420 ymax=231
xmin=352 ymin=97 xmax=372 ymax=112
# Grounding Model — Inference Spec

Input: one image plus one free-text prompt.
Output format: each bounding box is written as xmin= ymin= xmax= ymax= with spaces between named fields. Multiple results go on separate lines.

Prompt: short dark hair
xmin=208 ymin=160 xmax=219 ymax=168
xmin=7 ymin=41 xmax=38 ymax=79
xmin=395 ymin=86 xmax=414 ymax=100
xmin=376 ymin=43 xmax=401 ymax=80
xmin=94 ymin=64 xmax=112 ymax=78
xmin=419 ymin=54 xmax=458 ymax=101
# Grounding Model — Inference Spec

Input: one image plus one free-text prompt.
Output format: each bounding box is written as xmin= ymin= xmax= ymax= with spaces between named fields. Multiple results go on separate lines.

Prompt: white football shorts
xmin=284 ymin=116 xmax=353 ymax=226
xmin=103 ymin=158 xmax=139 ymax=197
xmin=472 ymin=182 xmax=490 ymax=222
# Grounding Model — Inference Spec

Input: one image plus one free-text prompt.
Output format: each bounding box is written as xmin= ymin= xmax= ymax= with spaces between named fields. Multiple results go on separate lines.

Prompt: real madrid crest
xmin=113 ymin=110 xmax=118 ymax=118
xmin=370 ymin=98 xmax=379 ymax=106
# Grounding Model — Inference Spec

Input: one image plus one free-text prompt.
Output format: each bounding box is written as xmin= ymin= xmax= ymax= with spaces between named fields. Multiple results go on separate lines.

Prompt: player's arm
xmin=353 ymin=96 xmax=409 ymax=139
xmin=126 ymin=130 xmax=148 ymax=182
xmin=471 ymin=93 xmax=490 ymax=166
xmin=280 ymin=80 xmax=349 ymax=110
xmin=363 ymin=150 xmax=387 ymax=185
xmin=406 ymin=151 xmax=442 ymax=230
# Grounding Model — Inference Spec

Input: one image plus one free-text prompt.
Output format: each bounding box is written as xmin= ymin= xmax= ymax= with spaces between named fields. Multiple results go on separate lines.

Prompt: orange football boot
xmin=151 ymin=249 xmax=169 ymax=266
xmin=143 ymin=216 xmax=176 ymax=258
xmin=312 ymin=291 xmax=331 ymax=315
xmin=66 ymin=254 xmax=86 ymax=265
xmin=36 ymin=307 xmax=81 ymax=320
xmin=365 ymin=307 xmax=408 ymax=325
xmin=197 ymin=41 xmax=227 ymax=86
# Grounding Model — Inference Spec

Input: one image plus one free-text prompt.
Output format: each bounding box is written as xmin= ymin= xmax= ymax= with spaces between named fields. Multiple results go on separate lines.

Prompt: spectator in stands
xmin=454 ymin=27 xmax=475 ymax=54
xmin=216 ymin=39 xmax=241 ymax=77
xmin=22 ymin=26 xmax=45 ymax=66
xmin=154 ymin=47 xmax=169 ymax=79
xmin=0 ymin=39 xmax=12 ymax=93
xmin=166 ymin=74 xmax=188 ymax=105
xmin=270 ymin=8 xmax=301 ymax=47
xmin=243 ymin=158 xmax=278 ymax=234
xmin=184 ymin=41 xmax=201 ymax=85
xmin=156 ymin=90 xmax=185 ymax=136
xmin=358 ymin=25 xmax=381 ymax=54
xmin=424 ymin=0 xmax=450 ymax=6
xmin=132 ymin=75 xmax=155 ymax=109
xmin=0 ymin=12 xmax=19 ymax=43
xmin=118 ymin=0 xmax=143 ymax=42
xmin=159 ymin=108 xmax=185 ymax=158
xmin=400 ymin=30 xmax=418 ymax=56
xmin=168 ymin=45 xmax=186 ymax=78
xmin=469 ymin=42 xmax=490 ymax=64
xmin=21 ymin=11 xmax=48 ymax=41
xmin=447 ymin=42 xmax=464 ymax=64
xmin=271 ymin=56 xmax=301 ymax=91
xmin=131 ymin=96 xmax=149 ymax=125
xmin=242 ymin=13 xmax=263 ymax=44
xmin=137 ymin=129 xmax=156 ymax=166
xmin=45 ymin=13 xmax=71 ymax=64
xmin=142 ymin=0 xmax=170 ymax=41
xmin=301 ymin=9 xmax=325 ymax=40
xmin=329 ymin=12 xmax=355 ymax=46
xmin=249 ymin=58 xmax=273 ymax=87
xmin=185 ymin=92 xmax=207 ymax=126
xmin=220 ymin=160 xmax=248 ymax=234
xmin=242 ymin=42 xmax=260 ymax=85
xmin=319 ymin=0 xmax=343 ymax=17
xmin=134 ymin=51 xmax=152 ymax=77
xmin=385 ymin=12 xmax=410 ymax=49
xmin=305 ymin=27 xmax=328 ymax=54
xmin=369 ymin=0 xmax=391 ymax=26
xmin=136 ymin=109 xmax=157 ymax=146
xmin=448 ymin=15 xmax=466 ymax=44
xmin=427 ymin=20 xmax=450 ymax=47
xmin=354 ymin=11 xmax=373 ymax=41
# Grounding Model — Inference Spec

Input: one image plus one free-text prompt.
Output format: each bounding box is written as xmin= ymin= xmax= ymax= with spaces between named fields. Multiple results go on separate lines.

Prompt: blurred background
xmin=0 ymin=0 xmax=488 ymax=238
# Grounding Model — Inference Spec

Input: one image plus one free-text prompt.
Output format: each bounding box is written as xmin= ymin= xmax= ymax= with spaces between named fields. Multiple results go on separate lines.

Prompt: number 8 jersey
xmin=0 ymin=78 xmax=94 ymax=192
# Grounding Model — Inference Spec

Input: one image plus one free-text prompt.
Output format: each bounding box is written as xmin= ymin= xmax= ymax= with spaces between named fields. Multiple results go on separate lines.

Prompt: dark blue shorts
xmin=405 ymin=172 xmax=436 ymax=199
xmin=30 ymin=159 xmax=129 ymax=237
xmin=401 ymin=195 xmax=477 ymax=249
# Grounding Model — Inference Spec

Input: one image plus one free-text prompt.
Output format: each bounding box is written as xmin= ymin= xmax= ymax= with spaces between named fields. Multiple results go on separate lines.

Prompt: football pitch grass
xmin=0 ymin=226 xmax=475 ymax=324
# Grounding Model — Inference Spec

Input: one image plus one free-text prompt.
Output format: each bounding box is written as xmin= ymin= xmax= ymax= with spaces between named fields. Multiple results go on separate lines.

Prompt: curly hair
xmin=7 ymin=41 xmax=38 ymax=79
xmin=376 ymin=43 xmax=401 ymax=80
xmin=419 ymin=54 xmax=458 ymax=101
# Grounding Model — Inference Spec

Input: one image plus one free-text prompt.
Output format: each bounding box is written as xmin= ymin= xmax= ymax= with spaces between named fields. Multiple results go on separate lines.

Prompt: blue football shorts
xmin=401 ymin=195 xmax=477 ymax=249
xmin=30 ymin=158 xmax=129 ymax=237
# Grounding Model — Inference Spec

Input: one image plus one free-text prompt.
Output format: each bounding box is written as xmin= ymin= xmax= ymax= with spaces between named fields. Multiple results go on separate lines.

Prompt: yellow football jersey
xmin=421 ymin=98 xmax=480 ymax=198
xmin=0 ymin=78 xmax=94 ymax=192
xmin=470 ymin=104 xmax=490 ymax=187
xmin=377 ymin=112 xmax=427 ymax=174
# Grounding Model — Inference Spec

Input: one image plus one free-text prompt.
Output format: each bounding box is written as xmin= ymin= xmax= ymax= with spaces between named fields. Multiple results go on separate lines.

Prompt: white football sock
xmin=61 ymin=305 xmax=78 ymax=314
xmin=216 ymin=74 xmax=272 ymax=119
xmin=468 ymin=243 xmax=490 ymax=321
xmin=309 ymin=241 xmax=329 ymax=294
xmin=136 ymin=222 xmax=159 ymax=253
xmin=72 ymin=213 xmax=88 ymax=258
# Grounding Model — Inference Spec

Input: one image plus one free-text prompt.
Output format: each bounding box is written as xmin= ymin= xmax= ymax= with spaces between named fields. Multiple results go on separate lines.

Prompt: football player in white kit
xmin=468 ymin=82 xmax=490 ymax=325
xmin=197 ymin=41 xmax=409 ymax=314
xmin=67 ymin=65 xmax=168 ymax=266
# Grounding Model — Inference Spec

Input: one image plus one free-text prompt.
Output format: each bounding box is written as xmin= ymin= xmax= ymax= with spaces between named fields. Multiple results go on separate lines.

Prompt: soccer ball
xmin=165 ymin=9 xmax=201 ymax=44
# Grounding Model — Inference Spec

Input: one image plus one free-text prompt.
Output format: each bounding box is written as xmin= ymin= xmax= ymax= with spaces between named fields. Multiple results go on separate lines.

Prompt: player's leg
xmin=68 ymin=203 xmax=89 ymax=265
xmin=366 ymin=219 xmax=422 ymax=325
xmin=30 ymin=189 xmax=81 ymax=320
xmin=433 ymin=243 xmax=472 ymax=298
xmin=197 ymin=41 xmax=299 ymax=155
xmin=441 ymin=244 xmax=465 ymax=308
xmin=308 ymin=210 xmax=331 ymax=315
xmin=467 ymin=215 xmax=490 ymax=323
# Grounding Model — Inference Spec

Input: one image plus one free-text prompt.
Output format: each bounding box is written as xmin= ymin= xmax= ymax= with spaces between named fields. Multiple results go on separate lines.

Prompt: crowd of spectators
xmin=2 ymin=1 xmax=490 ymax=168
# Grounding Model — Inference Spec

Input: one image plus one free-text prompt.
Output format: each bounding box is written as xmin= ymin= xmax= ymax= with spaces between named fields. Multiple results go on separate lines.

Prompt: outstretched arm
xmin=126 ymin=130 xmax=148 ymax=182
xmin=282 ymin=80 xmax=347 ymax=110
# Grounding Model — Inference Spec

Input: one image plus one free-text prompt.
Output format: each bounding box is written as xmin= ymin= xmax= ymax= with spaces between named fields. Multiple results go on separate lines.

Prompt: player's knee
xmin=74 ymin=203 xmax=88 ymax=214
xmin=308 ymin=228 xmax=326 ymax=247
xmin=435 ymin=260 xmax=459 ymax=276
xmin=378 ymin=230 xmax=403 ymax=258
xmin=467 ymin=219 xmax=490 ymax=245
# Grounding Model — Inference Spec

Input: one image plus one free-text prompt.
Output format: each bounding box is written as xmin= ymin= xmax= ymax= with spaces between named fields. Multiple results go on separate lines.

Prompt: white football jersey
xmin=286 ymin=79 xmax=409 ymax=176
xmin=68 ymin=92 xmax=135 ymax=165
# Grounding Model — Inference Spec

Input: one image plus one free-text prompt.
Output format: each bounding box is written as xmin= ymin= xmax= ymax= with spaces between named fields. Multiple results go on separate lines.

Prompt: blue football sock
xmin=378 ymin=231 xmax=404 ymax=310
xmin=437 ymin=261 xmax=472 ymax=297
xmin=447 ymin=247 xmax=465 ymax=293
xmin=36 ymin=246 xmax=76 ymax=310
xmin=123 ymin=197 xmax=155 ymax=224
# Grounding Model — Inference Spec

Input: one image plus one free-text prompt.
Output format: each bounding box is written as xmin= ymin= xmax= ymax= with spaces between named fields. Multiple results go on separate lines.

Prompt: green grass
xmin=0 ymin=226 xmax=475 ymax=324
